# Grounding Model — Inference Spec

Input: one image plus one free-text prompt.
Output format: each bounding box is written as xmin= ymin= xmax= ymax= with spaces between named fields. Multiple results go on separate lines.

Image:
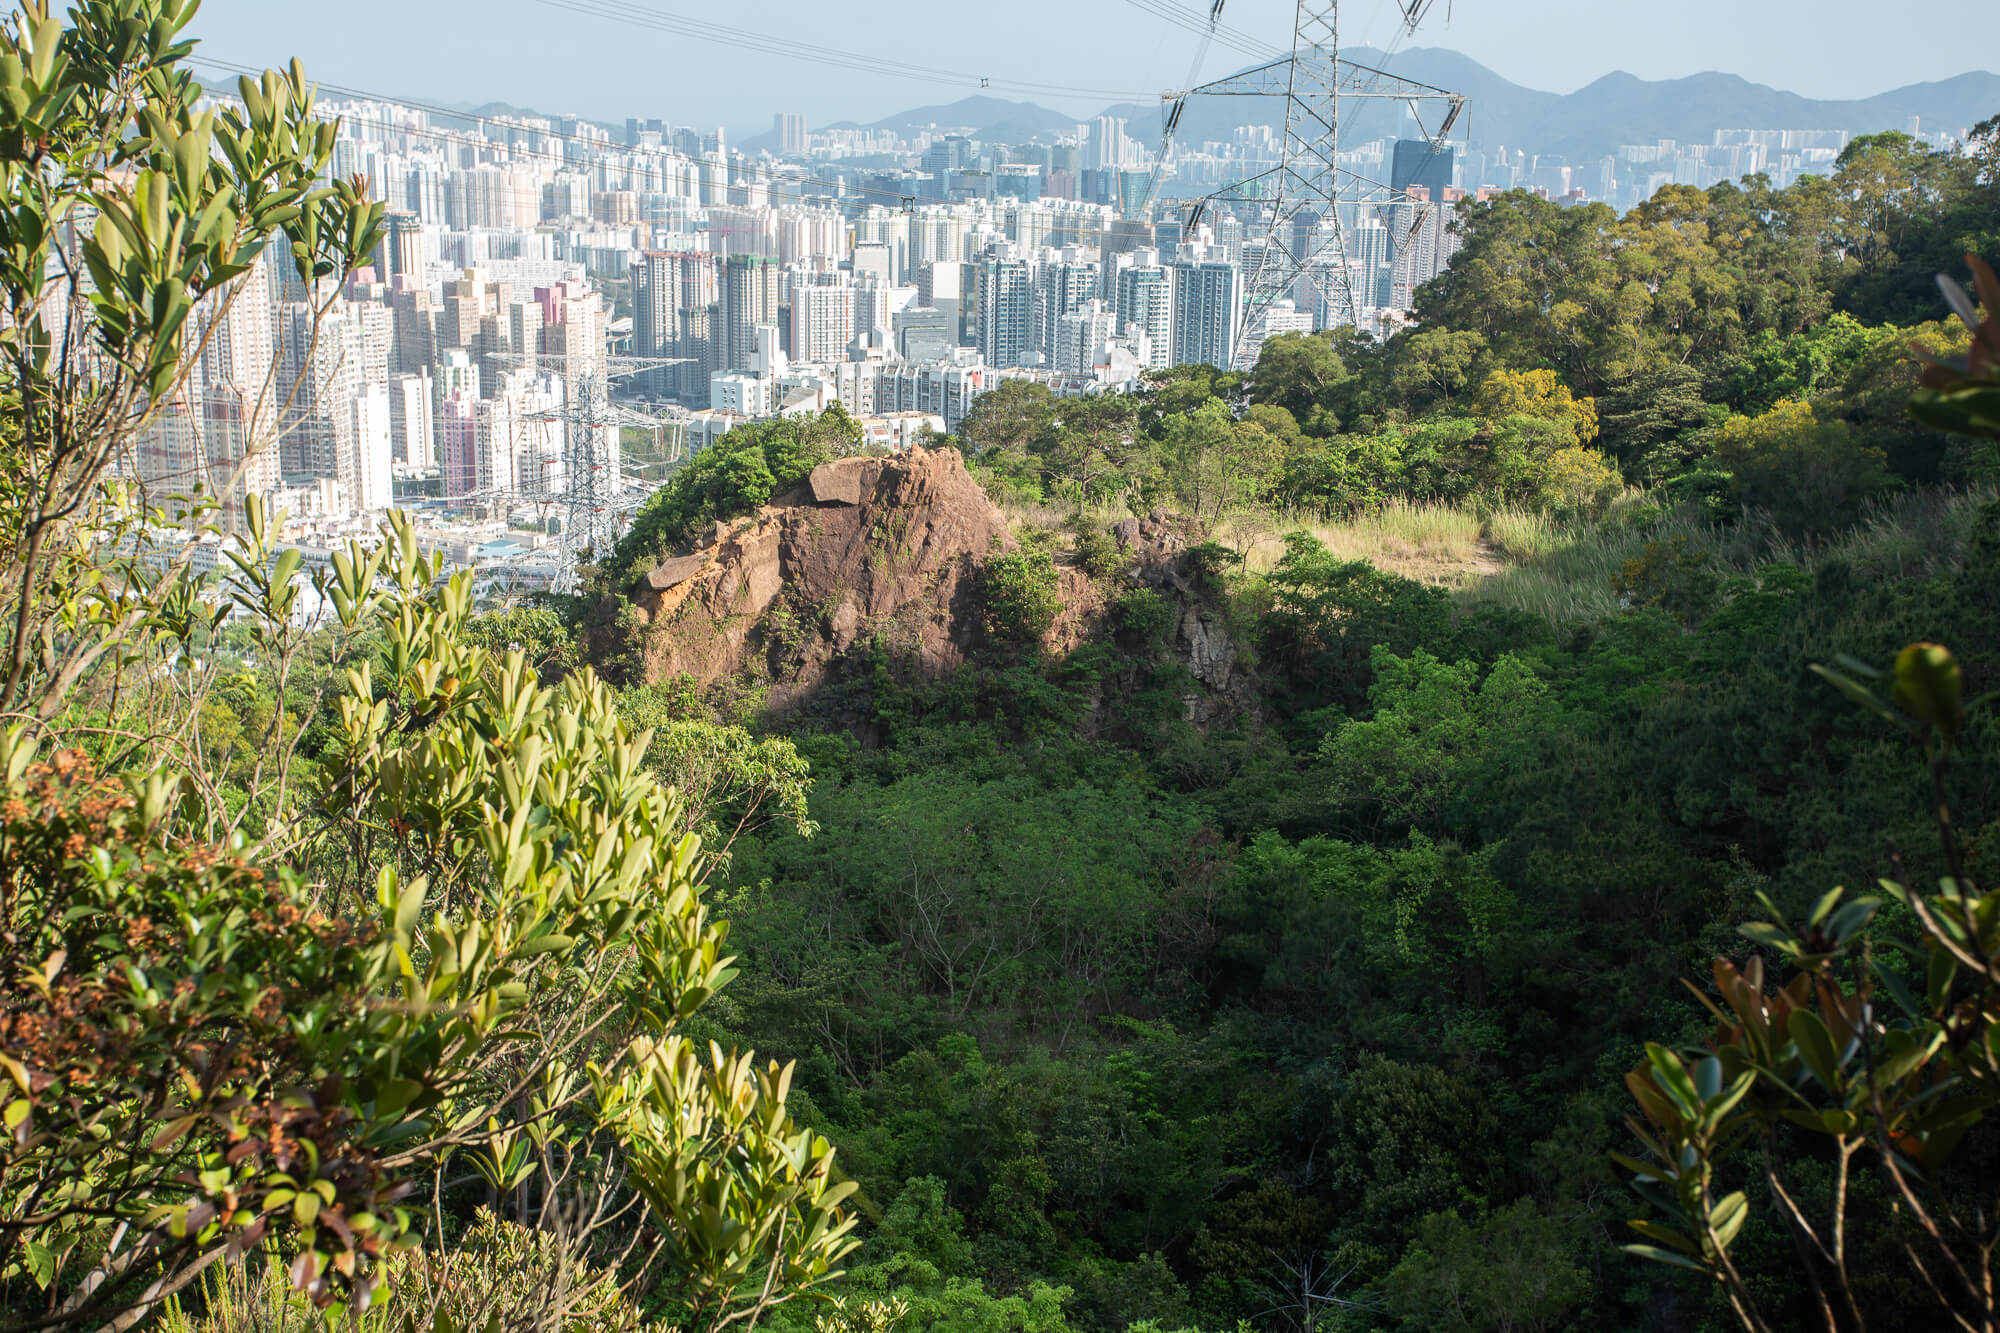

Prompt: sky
xmin=184 ymin=0 xmax=1991 ymax=136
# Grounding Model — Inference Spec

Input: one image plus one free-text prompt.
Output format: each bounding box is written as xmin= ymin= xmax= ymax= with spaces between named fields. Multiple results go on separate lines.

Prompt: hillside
xmin=21 ymin=5 xmax=2000 ymax=1331
xmin=860 ymin=49 xmax=2000 ymax=161
xmin=434 ymin=59 xmax=1999 ymax=162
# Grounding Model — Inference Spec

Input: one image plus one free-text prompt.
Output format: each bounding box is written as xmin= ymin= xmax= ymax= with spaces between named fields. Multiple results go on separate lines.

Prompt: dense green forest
xmin=6 ymin=3 xmax=2000 ymax=1330
xmin=569 ymin=121 xmax=2000 ymax=1333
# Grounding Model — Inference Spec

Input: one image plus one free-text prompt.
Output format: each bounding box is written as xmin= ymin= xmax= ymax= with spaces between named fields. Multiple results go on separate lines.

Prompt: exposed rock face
xmin=630 ymin=448 xmax=1008 ymax=707
xmin=628 ymin=447 xmax=1255 ymax=728
xmin=1118 ymin=508 xmax=1253 ymax=725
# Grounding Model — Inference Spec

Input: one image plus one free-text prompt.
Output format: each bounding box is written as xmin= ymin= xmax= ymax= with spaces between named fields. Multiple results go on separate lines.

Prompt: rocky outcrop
xmin=1116 ymin=508 xmax=1254 ymax=725
xmin=628 ymin=448 xmax=1255 ymax=727
xmin=629 ymin=448 xmax=1008 ymax=708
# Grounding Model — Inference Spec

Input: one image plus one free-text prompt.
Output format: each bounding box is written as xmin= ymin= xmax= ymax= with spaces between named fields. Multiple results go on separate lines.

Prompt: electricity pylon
xmin=1162 ymin=0 xmax=1465 ymax=366
xmin=475 ymin=350 xmax=689 ymax=595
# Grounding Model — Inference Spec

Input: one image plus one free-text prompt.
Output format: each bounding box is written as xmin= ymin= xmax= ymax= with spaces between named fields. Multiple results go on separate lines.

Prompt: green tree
xmin=1597 ymin=362 xmax=1718 ymax=477
xmin=1248 ymin=330 xmax=1351 ymax=426
xmin=1384 ymin=1202 xmax=1587 ymax=1333
xmin=1727 ymin=313 xmax=1878 ymax=415
xmin=603 ymin=409 xmax=854 ymax=587
xmin=1328 ymin=1056 xmax=1507 ymax=1246
xmin=957 ymin=379 xmax=1057 ymax=458
xmin=1 ymin=512 xmax=857 ymax=1329
xmin=1471 ymin=368 xmax=1599 ymax=443
xmin=1385 ymin=328 xmax=1489 ymax=413
xmin=1615 ymin=644 xmax=2000 ymax=1333
xmin=0 ymin=6 xmax=856 ymax=1324
xmin=979 ymin=548 xmax=1061 ymax=646
xmin=1035 ymin=395 xmax=1151 ymax=512
xmin=1319 ymin=647 xmax=1552 ymax=835
xmin=1712 ymin=398 xmax=1892 ymax=531
xmin=618 ymin=682 xmax=818 ymax=862
xmin=1162 ymin=399 xmax=1284 ymax=523
xmin=462 ymin=605 xmax=581 ymax=682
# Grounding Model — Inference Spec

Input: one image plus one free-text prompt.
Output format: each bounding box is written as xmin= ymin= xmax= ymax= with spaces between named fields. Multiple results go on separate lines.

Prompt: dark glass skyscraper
xmin=1390 ymin=139 xmax=1454 ymax=200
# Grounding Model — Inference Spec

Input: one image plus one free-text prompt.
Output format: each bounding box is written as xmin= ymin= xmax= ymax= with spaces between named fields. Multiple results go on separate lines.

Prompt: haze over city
xmin=188 ymin=0 xmax=1992 ymax=128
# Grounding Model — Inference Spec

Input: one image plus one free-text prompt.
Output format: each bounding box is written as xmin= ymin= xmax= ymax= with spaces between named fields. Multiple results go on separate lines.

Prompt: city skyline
xmin=186 ymin=0 xmax=1995 ymax=133
xmin=125 ymin=0 xmax=1996 ymax=588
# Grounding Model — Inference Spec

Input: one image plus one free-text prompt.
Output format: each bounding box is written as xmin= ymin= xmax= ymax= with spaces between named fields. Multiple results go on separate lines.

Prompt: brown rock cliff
xmin=629 ymin=448 xmax=1007 ymax=708
xmin=626 ymin=447 xmax=1253 ymax=727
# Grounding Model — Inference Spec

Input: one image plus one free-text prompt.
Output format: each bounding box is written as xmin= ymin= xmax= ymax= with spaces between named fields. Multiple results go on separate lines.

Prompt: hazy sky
xmin=185 ymin=0 xmax=1990 ymax=134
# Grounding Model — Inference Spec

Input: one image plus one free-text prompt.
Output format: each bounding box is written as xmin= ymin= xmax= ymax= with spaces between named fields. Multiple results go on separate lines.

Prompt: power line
xmin=536 ymin=0 xmax=1154 ymax=102
xmin=1115 ymin=0 xmax=1283 ymax=64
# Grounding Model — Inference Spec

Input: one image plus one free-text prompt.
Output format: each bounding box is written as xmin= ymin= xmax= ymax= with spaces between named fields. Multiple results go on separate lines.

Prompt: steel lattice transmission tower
xmin=1163 ymin=0 xmax=1464 ymax=367
xmin=476 ymin=350 xmax=690 ymax=596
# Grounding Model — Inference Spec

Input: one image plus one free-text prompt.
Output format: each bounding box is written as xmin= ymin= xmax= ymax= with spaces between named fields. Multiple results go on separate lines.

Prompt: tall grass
xmin=1000 ymin=481 xmax=1997 ymax=635
xmin=1461 ymin=486 xmax=1998 ymax=632
xmin=158 ymin=1260 xmax=334 ymax=1333
xmin=1220 ymin=501 xmax=1498 ymax=584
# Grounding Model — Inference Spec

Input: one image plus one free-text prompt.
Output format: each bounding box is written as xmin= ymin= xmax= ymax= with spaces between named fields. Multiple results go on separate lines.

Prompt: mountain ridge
xmin=735 ymin=52 xmax=1997 ymax=163
xmin=1093 ymin=48 xmax=2000 ymax=162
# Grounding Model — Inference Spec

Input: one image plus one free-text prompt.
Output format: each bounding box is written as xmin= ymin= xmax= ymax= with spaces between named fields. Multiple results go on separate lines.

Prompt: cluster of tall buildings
xmin=130 ymin=232 xmax=610 ymax=528
xmin=1441 ymin=120 xmax=1967 ymax=213
xmin=121 ymin=90 xmax=1535 ymax=531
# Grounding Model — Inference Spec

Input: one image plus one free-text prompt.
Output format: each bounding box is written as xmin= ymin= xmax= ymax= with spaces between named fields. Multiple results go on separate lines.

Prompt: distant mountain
xmin=1368 ymin=51 xmax=1997 ymax=159
xmin=431 ymin=100 xmax=558 ymax=126
xmin=783 ymin=53 xmax=1999 ymax=166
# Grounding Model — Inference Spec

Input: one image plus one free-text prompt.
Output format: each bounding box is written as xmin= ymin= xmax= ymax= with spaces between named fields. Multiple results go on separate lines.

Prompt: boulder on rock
xmin=644 ymin=552 xmax=711 ymax=592
xmin=808 ymin=458 xmax=868 ymax=506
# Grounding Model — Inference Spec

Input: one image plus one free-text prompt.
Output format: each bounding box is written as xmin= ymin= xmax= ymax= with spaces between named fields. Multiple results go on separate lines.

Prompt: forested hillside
xmin=4 ymin=4 xmax=2000 ymax=1327
xmin=584 ymin=122 xmax=2000 ymax=1333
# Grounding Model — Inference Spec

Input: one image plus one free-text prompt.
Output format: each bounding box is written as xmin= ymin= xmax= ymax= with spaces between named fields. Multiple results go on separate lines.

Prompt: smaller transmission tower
xmin=476 ymin=349 xmax=689 ymax=595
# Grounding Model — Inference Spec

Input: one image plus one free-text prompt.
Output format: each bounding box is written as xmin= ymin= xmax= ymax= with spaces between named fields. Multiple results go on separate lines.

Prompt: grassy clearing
xmin=1216 ymin=498 xmax=1620 ymax=589
xmin=1000 ymin=483 xmax=1996 ymax=636
xmin=1461 ymin=486 xmax=1997 ymax=632
xmin=1220 ymin=502 xmax=1500 ymax=586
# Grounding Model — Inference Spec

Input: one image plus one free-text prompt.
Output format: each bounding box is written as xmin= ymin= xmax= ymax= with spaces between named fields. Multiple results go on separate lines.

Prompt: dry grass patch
xmin=1220 ymin=502 xmax=1552 ymax=588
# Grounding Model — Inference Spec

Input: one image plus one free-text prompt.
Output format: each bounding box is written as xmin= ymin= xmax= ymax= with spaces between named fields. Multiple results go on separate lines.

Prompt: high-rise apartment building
xmin=391 ymin=371 xmax=435 ymax=468
xmin=894 ymin=306 xmax=954 ymax=362
xmin=391 ymin=283 xmax=437 ymax=378
xmin=633 ymin=250 xmax=678 ymax=394
xmin=438 ymin=386 xmax=480 ymax=499
xmin=774 ymin=112 xmax=807 ymax=155
xmin=1390 ymin=140 xmax=1454 ymax=201
xmin=719 ymin=254 xmax=780 ymax=372
xmin=975 ymin=259 xmax=1033 ymax=369
xmin=1346 ymin=216 xmax=1396 ymax=311
xmin=791 ymin=279 xmax=857 ymax=364
xmin=1115 ymin=262 xmax=1174 ymax=369
xmin=377 ymin=210 xmax=430 ymax=286
xmin=851 ymin=241 xmax=893 ymax=284
xmin=917 ymin=260 xmax=965 ymax=341
xmin=1171 ymin=260 xmax=1240 ymax=370
xmin=1054 ymin=300 xmax=1117 ymax=374
xmin=1085 ymin=117 xmax=1130 ymax=173
xmin=1032 ymin=257 xmax=1098 ymax=365
xmin=350 ymin=382 xmax=394 ymax=514
xmin=132 ymin=390 xmax=203 ymax=502
xmin=922 ymin=135 xmax=973 ymax=179
xmin=278 ymin=300 xmax=394 ymax=515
